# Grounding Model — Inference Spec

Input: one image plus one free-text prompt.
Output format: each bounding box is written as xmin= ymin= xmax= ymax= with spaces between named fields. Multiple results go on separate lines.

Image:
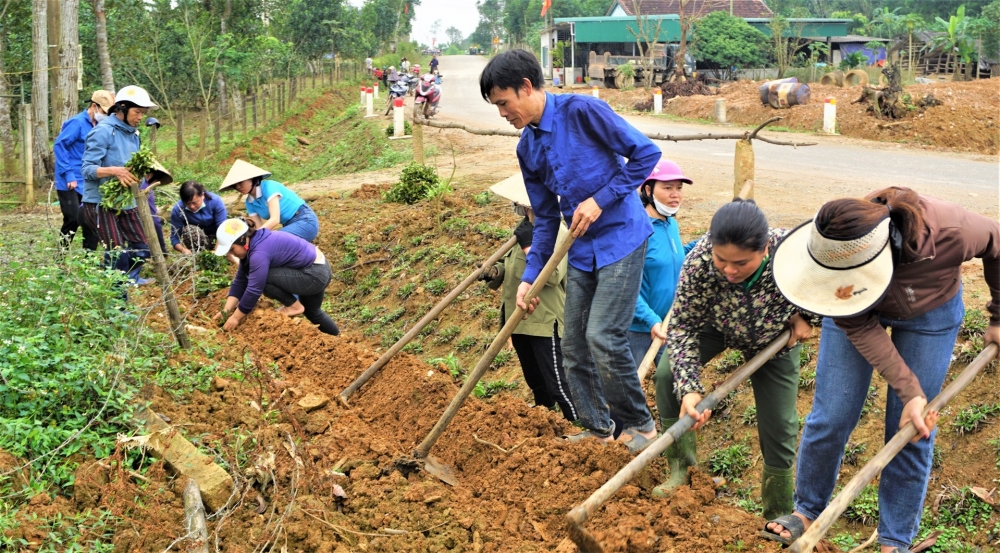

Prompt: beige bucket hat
xmin=772 ymin=215 xmax=894 ymax=318
xmin=489 ymin=173 xmax=531 ymax=206
xmin=221 ymin=160 xmax=271 ymax=191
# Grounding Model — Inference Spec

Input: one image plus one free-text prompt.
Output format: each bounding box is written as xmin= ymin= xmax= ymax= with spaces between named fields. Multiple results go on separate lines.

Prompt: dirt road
xmin=436 ymin=54 xmax=998 ymax=218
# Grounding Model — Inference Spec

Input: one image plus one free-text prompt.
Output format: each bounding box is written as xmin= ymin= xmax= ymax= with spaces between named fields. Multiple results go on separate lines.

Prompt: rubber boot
xmin=760 ymin=464 xmax=794 ymax=521
xmin=651 ymin=418 xmax=698 ymax=498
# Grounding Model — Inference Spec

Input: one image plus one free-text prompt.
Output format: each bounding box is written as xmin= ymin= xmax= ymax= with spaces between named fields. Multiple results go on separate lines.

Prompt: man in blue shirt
xmin=52 ymin=90 xmax=114 ymax=250
xmin=480 ymin=49 xmax=662 ymax=452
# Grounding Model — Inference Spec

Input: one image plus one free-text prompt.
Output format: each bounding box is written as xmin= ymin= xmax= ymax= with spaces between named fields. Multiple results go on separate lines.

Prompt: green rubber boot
xmin=760 ymin=464 xmax=794 ymax=521
xmin=651 ymin=418 xmax=698 ymax=498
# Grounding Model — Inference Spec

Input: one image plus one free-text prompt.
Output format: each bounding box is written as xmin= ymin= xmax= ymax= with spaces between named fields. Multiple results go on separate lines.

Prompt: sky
xmin=346 ymin=0 xmax=482 ymax=46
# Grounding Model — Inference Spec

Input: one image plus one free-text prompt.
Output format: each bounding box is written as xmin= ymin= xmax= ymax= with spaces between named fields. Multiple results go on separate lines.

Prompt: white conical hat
xmin=221 ymin=160 xmax=271 ymax=191
xmin=489 ymin=173 xmax=531 ymax=207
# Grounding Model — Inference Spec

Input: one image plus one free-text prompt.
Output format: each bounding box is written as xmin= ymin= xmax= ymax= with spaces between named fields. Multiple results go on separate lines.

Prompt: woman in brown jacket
xmin=764 ymin=187 xmax=1000 ymax=553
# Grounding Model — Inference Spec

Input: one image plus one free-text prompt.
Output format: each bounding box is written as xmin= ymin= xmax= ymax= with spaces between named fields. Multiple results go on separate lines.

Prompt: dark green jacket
xmin=487 ymin=225 xmax=568 ymax=338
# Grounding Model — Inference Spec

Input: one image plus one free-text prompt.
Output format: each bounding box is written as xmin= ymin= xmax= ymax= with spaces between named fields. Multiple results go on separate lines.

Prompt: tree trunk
xmin=48 ymin=0 xmax=61 ymax=136
xmin=32 ymin=0 xmax=52 ymax=187
xmin=0 ymin=24 xmax=16 ymax=178
xmin=672 ymin=1 xmax=688 ymax=82
xmin=56 ymin=0 xmax=80 ymax=131
xmin=93 ymin=0 xmax=114 ymax=91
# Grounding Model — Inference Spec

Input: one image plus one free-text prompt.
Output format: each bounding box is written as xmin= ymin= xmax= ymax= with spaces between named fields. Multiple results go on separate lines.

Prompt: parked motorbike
xmin=384 ymin=75 xmax=415 ymax=115
xmin=414 ymin=74 xmax=441 ymax=118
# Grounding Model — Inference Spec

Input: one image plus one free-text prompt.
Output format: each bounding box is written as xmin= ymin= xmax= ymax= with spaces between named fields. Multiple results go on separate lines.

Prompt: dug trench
xmin=5 ymin=85 xmax=998 ymax=552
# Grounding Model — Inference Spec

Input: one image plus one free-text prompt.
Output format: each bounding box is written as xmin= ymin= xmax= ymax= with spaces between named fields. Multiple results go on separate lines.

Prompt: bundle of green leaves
xmin=99 ymin=148 xmax=156 ymax=214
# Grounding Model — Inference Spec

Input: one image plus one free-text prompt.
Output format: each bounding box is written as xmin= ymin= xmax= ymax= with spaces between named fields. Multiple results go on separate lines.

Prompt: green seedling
xmin=708 ymin=442 xmax=752 ymax=480
xmin=952 ymin=403 xmax=1000 ymax=435
xmin=397 ymin=283 xmax=417 ymax=299
xmin=434 ymin=325 xmax=461 ymax=344
xmin=740 ymin=405 xmax=757 ymax=426
xmin=842 ymin=442 xmax=867 ymax=466
xmin=456 ymin=336 xmax=478 ymax=352
xmin=843 ymin=483 xmax=879 ymax=525
xmin=426 ymin=278 xmax=448 ymax=296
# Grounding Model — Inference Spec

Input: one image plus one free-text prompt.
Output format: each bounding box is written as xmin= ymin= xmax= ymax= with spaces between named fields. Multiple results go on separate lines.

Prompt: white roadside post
xmin=374 ymin=83 xmax=379 ymax=99
xmin=592 ymin=85 xmax=599 ymax=99
xmin=715 ymin=98 xmax=727 ymax=123
xmin=653 ymin=88 xmax=662 ymax=114
xmin=823 ymin=97 xmax=837 ymax=134
xmin=390 ymin=97 xmax=411 ymax=140
xmin=365 ymin=87 xmax=375 ymax=117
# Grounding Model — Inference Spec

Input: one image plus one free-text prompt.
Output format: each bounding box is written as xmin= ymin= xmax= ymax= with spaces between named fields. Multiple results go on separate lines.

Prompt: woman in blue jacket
xmin=80 ymin=85 xmax=157 ymax=280
xmin=628 ymin=159 xmax=693 ymax=372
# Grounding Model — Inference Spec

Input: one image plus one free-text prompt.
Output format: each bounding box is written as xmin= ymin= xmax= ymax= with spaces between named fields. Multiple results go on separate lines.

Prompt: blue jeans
xmin=795 ymin=289 xmax=964 ymax=549
xmin=564 ymin=241 xmax=653 ymax=438
xmin=627 ymin=330 xmax=664 ymax=373
xmin=281 ymin=204 xmax=319 ymax=242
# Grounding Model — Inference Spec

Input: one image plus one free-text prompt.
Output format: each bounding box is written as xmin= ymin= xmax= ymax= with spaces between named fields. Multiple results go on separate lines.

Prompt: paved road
xmin=436 ymin=54 xmax=998 ymax=216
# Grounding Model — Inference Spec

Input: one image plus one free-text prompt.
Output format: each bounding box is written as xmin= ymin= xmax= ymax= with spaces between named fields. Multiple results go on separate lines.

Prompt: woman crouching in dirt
xmin=220 ymin=159 xmax=320 ymax=317
xmin=652 ymin=199 xmax=815 ymax=525
xmin=765 ymin=187 xmax=999 ymax=552
xmin=212 ymin=218 xmax=340 ymax=336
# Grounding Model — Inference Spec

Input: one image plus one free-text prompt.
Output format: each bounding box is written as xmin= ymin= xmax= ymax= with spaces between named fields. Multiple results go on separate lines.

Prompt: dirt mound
xmin=47 ymin=294 xmax=783 ymax=552
xmin=665 ymin=78 xmax=998 ymax=155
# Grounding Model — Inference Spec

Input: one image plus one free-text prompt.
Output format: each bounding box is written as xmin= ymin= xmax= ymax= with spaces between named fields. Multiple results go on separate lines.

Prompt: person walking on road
xmin=213 ymin=218 xmax=340 ymax=336
xmin=53 ymin=89 xmax=114 ymax=251
xmin=651 ymin=199 xmax=814 ymax=523
xmin=481 ymin=175 xmax=578 ymax=421
xmin=765 ymin=187 xmax=1000 ymax=552
xmin=479 ymin=49 xmax=661 ymax=453
xmin=628 ymin=159 xmax=694 ymax=372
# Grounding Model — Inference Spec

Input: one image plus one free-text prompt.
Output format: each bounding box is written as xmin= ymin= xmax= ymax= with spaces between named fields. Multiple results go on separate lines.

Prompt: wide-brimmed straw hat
xmin=489 ymin=173 xmax=531 ymax=207
xmin=772 ymin=215 xmax=894 ymax=318
xmin=220 ymin=160 xmax=271 ymax=191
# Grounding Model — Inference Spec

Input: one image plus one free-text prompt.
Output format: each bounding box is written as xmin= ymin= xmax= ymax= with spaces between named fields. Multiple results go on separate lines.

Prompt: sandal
xmin=618 ymin=427 xmax=655 ymax=454
xmin=760 ymin=514 xmax=805 ymax=545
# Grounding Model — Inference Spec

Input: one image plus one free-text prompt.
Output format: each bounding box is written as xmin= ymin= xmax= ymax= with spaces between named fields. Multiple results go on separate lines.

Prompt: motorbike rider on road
xmin=415 ymin=73 xmax=441 ymax=118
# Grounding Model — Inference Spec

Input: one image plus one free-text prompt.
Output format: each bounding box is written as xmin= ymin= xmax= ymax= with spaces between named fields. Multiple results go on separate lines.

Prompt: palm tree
xmin=900 ymin=13 xmax=924 ymax=73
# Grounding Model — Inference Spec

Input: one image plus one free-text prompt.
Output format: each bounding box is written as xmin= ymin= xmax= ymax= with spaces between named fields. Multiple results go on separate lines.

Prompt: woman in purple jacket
xmin=212 ymin=218 xmax=339 ymax=335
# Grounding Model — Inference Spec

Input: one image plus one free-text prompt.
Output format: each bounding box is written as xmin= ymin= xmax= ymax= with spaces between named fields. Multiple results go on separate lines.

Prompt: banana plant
xmin=926 ymin=4 xmax=972 ymax=78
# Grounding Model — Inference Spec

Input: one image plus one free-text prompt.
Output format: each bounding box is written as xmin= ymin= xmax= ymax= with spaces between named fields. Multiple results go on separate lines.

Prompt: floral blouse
xmin=667 ymin=228 xmax=817 ymax=399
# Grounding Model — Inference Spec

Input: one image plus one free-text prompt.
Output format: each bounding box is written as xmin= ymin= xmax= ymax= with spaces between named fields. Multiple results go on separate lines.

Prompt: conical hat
xmin=489 ymin=173 xmax=531 ymax=206
xmin=221 ymin=160 xmax=271 ymax=191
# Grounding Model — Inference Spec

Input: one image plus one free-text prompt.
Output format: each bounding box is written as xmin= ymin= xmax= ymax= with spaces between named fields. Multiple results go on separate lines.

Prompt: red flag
xmin=540 ymin=0 xmax=551 ymax=17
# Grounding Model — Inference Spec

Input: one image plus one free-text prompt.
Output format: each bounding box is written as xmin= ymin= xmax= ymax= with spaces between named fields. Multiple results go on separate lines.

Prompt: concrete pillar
xmin=823 ymin=97 xmax=837 ymax=134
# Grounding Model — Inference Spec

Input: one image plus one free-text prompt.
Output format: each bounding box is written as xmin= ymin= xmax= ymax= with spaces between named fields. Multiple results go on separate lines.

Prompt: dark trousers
xmin=263 ymin=261 xmax=340 ymax=336
xmin=57 ymin=190 xmax=98 ymax=250
xmin=511 ymin=323 xmax=578 ymax=421
xmin=81 ymin=203 xmax=150 ymax=274
xmin=653 ymin=325 xmax=801 ymax=470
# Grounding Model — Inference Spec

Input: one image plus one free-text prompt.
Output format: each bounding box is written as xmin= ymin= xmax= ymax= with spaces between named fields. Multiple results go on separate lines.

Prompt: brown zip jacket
xmin=835 ymin=195 xmax=1000 ymax=405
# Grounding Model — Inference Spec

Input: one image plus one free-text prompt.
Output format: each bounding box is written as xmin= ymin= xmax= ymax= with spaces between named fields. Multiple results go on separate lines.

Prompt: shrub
xmin=384 ymin=120 xmax=412 ymax=137
xmin=383 ymin=163 xmax=440 ymax=204
xmin=0 ymin=249 xmax=153 ymax=489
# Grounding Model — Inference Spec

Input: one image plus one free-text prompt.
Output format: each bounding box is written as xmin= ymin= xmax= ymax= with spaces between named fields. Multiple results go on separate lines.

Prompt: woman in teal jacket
xmin=627 ymin=159 xmax=693 ymax=371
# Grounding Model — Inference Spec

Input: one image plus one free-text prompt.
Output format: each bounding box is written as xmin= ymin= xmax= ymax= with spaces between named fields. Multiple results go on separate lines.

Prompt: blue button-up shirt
xmin=53 ymin=110 xmax=95 ymax=192
xmin=517 ymin=92 xmax=660 ymax=283
xmin=81 ymin=115 xmax=140 ymax=207
xmin=169 ymin=192 xmax=229 ymax=246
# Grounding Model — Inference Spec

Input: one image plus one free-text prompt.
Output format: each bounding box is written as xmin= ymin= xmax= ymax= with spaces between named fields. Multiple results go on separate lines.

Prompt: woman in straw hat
xmin=479 ymin=175 xmax=578 ymax=422
xmin=652 ymin=199 xmax=815 ymax=525
xmin=212 ymin=218 xmax=339 ymax=336
xmin=765 ymin=188 xmax=999 ymax=551
xmin=220 ymin=159 xmax=320 ymax=316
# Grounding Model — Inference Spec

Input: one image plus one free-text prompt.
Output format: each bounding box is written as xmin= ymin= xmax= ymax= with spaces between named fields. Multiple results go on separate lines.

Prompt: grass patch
xmin=708 ymin=442 xmax=752 ymax=480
